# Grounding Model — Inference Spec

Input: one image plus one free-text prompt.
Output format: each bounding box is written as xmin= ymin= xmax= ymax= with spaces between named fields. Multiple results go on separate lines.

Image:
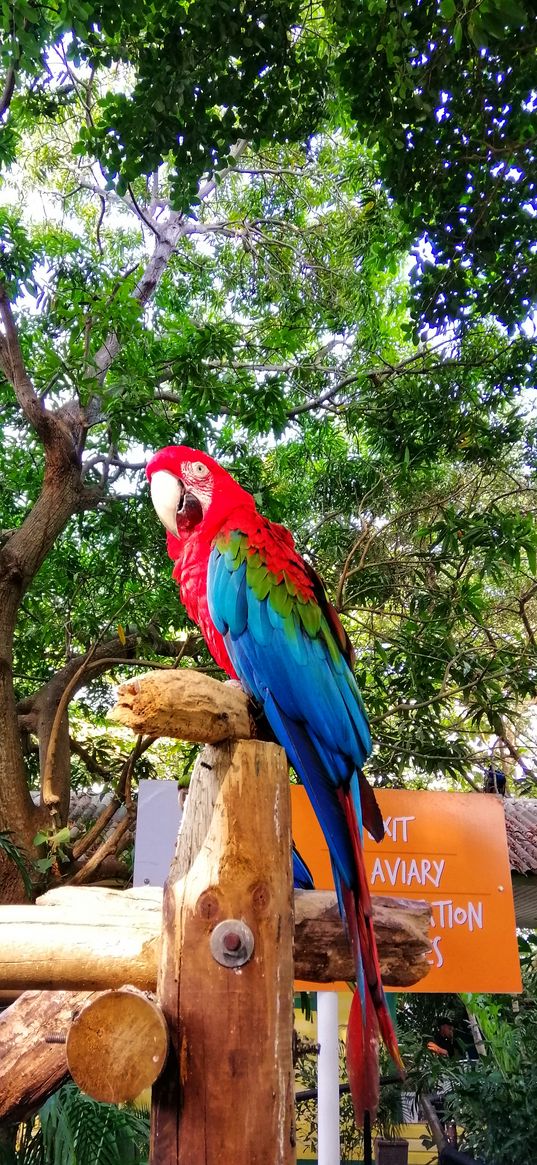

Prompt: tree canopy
xmin=0 ymin=0 xmax=536 ymax=900
xmin=334 ymin=0 xmax=537 ymax=329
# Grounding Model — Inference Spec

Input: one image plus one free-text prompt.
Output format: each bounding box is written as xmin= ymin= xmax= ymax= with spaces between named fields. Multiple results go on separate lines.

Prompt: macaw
xmin=146 ymin=444 xmax=402 ymax=1120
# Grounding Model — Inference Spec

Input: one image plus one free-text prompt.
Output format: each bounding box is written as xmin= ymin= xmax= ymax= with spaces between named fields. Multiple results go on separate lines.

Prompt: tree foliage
xmin=0 ymin=0 xmax=327 ymax=204
xmin=333 ymin=0 xmax=537 ymax=329
xmin=421 ymin=974 xmax=537 ymax=1164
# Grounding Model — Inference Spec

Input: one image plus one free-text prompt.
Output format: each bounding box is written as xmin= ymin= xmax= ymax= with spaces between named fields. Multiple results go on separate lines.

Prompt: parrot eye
xmin=149 ymin=470 xmax=184 ymax=536
xmin=191 ymin=461 xmax=209 ymax=478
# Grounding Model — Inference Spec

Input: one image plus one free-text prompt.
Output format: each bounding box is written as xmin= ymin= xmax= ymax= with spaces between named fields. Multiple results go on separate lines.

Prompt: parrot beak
xmin=150 ymin=470 xmax=184 ymax=536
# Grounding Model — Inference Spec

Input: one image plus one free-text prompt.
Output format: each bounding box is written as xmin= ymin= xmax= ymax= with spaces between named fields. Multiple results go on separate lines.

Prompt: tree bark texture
xmin=0 ymin=988 xmax=93 ymax=1122
xmin=150 ymin=740 xmax=296 ymax=1165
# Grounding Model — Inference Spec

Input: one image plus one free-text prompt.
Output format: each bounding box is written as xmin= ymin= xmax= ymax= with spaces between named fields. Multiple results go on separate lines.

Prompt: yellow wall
xmin=296 ymin=1125 xmax=435 ymax=1165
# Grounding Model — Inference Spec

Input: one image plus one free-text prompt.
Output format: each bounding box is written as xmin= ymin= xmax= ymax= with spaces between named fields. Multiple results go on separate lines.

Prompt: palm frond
xmin=14 ymin=1083 xmax=150 ymax=1165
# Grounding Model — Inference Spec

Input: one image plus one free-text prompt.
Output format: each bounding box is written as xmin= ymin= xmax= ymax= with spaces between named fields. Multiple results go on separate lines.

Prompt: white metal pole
xmin=317 ymin=989 xmax=341 ymax=1165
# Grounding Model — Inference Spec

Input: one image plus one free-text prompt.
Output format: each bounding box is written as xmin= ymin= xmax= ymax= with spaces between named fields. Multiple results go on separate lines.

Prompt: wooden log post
xmin=150 ymin=741 xmax=295 ymax=1165
xmin=149 ymin=741 xmax=295 ymax=1164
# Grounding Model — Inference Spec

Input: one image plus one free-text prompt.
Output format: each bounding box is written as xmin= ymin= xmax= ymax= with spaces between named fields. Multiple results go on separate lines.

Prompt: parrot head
xmin=146 ymin=445 xmax=255 ymax=546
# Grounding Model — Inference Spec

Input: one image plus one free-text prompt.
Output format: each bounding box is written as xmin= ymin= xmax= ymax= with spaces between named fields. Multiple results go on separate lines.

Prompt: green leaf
xmin=35 ymin=856 xmax=54 ymax=872
xmin=441 ymin=0 xmax=456 ymax=20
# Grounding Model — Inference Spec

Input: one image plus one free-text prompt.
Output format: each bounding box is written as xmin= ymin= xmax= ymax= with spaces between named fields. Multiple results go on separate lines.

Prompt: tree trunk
xmin=0 ymin=655 xmax=38 ymax=902
xmin=0 ymin=463 xmax=85 ymax=901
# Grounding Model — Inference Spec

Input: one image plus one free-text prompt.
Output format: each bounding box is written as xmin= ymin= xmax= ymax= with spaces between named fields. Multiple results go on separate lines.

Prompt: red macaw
xmin=146 ymin=444 xmax=402 ymax=1120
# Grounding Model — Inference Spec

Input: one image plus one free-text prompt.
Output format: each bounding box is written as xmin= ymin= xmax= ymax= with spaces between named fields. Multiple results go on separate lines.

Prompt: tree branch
xmin=0 ymin=65 xmax=16 ymax=119
xmin=0 ymin=286 xmax=85 ymax=469
xmin=67 ymin=812 xmax=132 ymax=885
xmin=70 ymin=734 xmax=153 ymax=863
xmin=0 ymin=287 xmax=49 ymax=438
xmin=70 ymin=739 xmax=110 ymax=780
xmin=86 ymin=140 xmax=249 ymax=406
xmin=127 ymin=183 xmax=162 ymax=240
xmin=286 ymin=372 xmax=361 ymax=418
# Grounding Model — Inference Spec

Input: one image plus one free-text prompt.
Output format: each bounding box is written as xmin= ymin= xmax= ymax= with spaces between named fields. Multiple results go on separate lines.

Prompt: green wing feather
xmin=216 ymin=530 xmax=328 ymax=640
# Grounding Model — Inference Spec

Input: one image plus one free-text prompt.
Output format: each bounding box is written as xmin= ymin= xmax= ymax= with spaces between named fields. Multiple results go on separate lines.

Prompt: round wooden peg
xmin=66 ymin=986 xmax=168 ymax=1103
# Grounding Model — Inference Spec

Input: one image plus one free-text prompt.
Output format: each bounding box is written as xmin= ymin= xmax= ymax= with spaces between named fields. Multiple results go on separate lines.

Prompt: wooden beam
xmin=150 ymin=739 xmax=296 ymax=1164
xmin=294 ymin=890 xmax=431 ymax=988
xmin=0 ymin=886 xmax=430 ymax=991
xmin=0 ymin=888 xmax=161 ymax=991
xmin=0 ymin=882 xmax=430 ymax=1123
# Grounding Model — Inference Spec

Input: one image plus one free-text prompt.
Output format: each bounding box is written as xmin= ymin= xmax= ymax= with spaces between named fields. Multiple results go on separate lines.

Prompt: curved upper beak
xmin=150 ymin=470 xmax=185 ymax=536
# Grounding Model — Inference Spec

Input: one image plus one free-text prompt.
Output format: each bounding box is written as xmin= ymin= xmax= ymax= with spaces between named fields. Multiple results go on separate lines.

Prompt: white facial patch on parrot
xmin=150 ymin=470 xmax=183 ymax=536
xmin=181 ymin=461 xmax=214 ymax=510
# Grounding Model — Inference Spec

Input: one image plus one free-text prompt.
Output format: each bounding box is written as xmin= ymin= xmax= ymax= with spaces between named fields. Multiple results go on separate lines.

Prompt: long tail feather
xmin=346 ymin=983 xmax=380 ymax=1125
xmin=255 ymin=690 xmax=403 ymax=1117
xmin=338 ymin=783 xmax=404 ymax=1120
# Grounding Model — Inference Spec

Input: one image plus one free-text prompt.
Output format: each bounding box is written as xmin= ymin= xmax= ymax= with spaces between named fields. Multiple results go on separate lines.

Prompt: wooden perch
xmin=0 ymin=989 xmax=93 ymax=1122
xmin=111 ymin=669 xmax=252 ymax=742
xmin=0 ymin=673 xmax=432 ymax=1134
xmin=294 ymin=890 xmax=431 ymax=988
xmin=0 ymin=886 xmax=430 ymax=991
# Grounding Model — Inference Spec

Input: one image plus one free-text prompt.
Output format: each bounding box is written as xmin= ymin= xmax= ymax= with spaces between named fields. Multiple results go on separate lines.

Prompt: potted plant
xmin=373 ymin=1074 xmax=408 ymax=1165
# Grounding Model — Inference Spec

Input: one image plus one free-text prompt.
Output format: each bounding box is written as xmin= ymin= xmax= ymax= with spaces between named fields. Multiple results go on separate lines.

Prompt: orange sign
xmin=291 ymin=787 xmax=521 ymax=993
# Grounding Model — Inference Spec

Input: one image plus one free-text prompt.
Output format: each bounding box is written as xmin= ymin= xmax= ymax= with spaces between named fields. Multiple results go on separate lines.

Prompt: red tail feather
xmin=346 ymin=984 xmax=380 ymax=1125
xmin=339 ymin=787 xmax=405 ymax=1122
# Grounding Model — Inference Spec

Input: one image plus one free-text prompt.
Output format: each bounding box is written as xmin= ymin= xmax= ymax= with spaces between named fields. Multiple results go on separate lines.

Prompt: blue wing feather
xmin=207 ymin=543 xmax=372 ymax=895
xmin=293 ymin=844 xmax=315 ymax=890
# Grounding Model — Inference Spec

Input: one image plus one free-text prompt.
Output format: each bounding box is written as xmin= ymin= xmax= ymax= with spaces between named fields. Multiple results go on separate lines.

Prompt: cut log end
xmin=66 ymin=987 xmax=168 ymax=1104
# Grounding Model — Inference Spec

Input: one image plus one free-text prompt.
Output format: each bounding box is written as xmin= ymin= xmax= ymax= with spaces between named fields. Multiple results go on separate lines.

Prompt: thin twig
xmin=71 ymin=734 xmax=154 ymax=861
xmin=68 ymin=814 xmax=132 ymax=885
xmin=127 ymin=183 xmax=162 ymax=239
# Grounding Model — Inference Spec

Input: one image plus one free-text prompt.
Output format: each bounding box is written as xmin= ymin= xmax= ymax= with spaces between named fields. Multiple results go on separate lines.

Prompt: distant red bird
xmin=147 ymin=444 xmax=403 ymax=1121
